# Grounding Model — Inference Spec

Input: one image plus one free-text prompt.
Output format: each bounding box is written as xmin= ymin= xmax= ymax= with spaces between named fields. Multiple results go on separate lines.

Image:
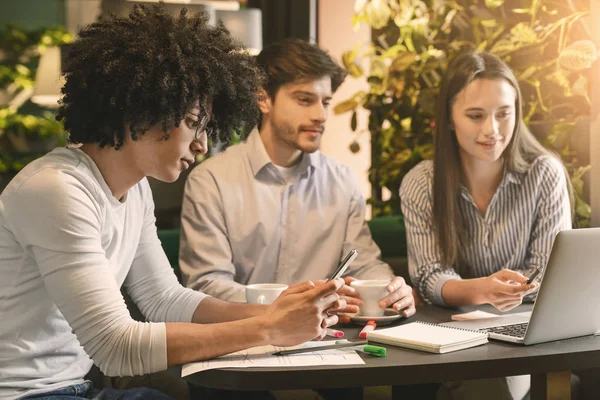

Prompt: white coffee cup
xmin=245 ymin=283 xmax=288 ymax=305
xmin=350 ymin=279 xmax=391 ymax=317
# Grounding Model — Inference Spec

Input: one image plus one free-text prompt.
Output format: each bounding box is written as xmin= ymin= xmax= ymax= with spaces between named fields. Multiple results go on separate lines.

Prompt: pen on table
xmin=272 ymin=340 xmax=367 ymax=356
xmin=359 ymin=320 xmax=377 ymax=339
xmin=336 ymin=339 xmax=387 ymax=357
xmin=325 ymin=328 xmax=344 ymax=338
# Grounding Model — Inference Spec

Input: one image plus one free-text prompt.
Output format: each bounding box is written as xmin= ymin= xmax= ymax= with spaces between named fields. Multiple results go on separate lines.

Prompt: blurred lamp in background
xmin=216 ymin=8 xmax=262 ymax=54
xmin=31 ymin=46 xmax=63 ymax=108
xmin=31 ymin=1 xmax=263 ymax=108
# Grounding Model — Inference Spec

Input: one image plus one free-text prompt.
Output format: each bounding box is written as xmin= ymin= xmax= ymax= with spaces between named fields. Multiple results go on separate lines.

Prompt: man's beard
xmin=270 ymin=120 xmax=323 ymax=154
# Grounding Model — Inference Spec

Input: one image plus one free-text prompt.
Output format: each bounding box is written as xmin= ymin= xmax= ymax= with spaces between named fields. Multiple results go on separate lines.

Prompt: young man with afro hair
xmin=0 ymin=5 xmax=347 ymax=400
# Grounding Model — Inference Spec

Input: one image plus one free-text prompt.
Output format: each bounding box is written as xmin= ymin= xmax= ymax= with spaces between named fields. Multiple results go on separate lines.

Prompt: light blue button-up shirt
xmin=180 ymin=128 xmax=394 ymax=302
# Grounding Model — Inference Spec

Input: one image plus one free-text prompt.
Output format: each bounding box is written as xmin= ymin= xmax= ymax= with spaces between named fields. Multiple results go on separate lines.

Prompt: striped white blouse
xmin=399 ymin=157 xmax=572 ymax=306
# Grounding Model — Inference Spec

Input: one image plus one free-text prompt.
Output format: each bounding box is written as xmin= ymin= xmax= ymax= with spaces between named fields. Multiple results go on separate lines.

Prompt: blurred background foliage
xmin=336 ymin=0 xmax=596 ymax=227
xmin=0 ymin=25 xmax=71 ymax=175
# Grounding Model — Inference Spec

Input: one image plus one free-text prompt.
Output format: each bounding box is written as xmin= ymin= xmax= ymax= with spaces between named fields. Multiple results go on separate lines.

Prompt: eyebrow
xmin=464 ymin=105 xmax=512 ymax=112
xmin=291 ymin=90 xmax=332 ymax=101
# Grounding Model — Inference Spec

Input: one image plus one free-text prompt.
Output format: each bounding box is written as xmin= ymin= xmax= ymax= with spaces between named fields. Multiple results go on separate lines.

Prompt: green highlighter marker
xmin=336 ymin=340 xmax=387 ymax=357
xmin=362 ymin=344 xmax=387 ymax=357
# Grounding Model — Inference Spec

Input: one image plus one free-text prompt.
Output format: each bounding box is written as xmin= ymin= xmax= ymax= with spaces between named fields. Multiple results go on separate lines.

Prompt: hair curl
xmin=57 ymin=3 xmax=263 ymax=149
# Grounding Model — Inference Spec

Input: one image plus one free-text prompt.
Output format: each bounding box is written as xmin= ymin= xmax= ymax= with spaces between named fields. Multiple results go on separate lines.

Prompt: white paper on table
xmin=451 ymin=310 xmax=499 ymax=321
xmin=441 ymin=311 xmax=532 ymax=331
xmin=181 ymin=341 xmax=365 ymax=377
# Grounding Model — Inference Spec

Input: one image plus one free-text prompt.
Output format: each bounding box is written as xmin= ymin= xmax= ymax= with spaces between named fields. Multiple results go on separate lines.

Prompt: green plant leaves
xmin=558 ymin=40 xmax=598 ymax=71
xmin=0 ymin=107 xmax=66 ymax=153
xmin=416 ymin=143 xmax=433 ymax=160
xmin=572 ymin=165 xmax=592 ymax=227
xmin=485 ymin=0 xmax=504 ymax=10
xmin=336 ymin=0 xmax=593 ymax=223
xmin=490 ymin=39 xmax=516 ymax=55
xmin=366 ymin=0 xmax=392 ymax=29
xmin=390 ymin=52 xmax=417 ymax=72
xmin=342 ymin=43 xmax=365 ymax=78
xmin=510 ymin=23 xmax=538 ymax=45
xmin=333 ymin=90 xmax=366 ymax=115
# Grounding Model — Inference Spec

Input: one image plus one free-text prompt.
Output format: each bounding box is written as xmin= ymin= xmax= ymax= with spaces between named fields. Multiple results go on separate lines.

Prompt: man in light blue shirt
xmin=180 ymin=38 xmax=415 ymax=319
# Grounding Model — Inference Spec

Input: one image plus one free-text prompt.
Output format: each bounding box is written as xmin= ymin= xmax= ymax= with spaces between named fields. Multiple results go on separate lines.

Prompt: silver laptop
xmin=445 ymin=228 xmax=600 ymax=345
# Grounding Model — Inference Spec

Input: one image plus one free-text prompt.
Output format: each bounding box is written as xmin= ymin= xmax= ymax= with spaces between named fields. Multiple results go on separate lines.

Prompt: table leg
xmin=531 ymin=371 xmax=571 ymax=400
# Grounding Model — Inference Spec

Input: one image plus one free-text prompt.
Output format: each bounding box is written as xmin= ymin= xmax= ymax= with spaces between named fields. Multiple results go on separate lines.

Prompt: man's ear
xmin=256 ymin=88 xmax=272 ymax=114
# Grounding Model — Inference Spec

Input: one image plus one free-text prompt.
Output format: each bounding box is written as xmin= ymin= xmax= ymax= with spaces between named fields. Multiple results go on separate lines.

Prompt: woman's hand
xmin=377 ymin=276 xmax=416 ymax=318
xmin=477 ymin=269 xmax=537 ymax=312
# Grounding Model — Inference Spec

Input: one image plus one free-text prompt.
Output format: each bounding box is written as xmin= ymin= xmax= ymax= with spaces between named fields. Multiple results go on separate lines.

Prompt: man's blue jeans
xmin=23 ymin=381 xmax=173 ymax=400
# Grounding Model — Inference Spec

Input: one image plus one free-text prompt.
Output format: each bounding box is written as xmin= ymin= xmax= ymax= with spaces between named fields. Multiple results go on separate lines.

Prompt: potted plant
xmin=336 ymin=0 xmax=595 ymax=227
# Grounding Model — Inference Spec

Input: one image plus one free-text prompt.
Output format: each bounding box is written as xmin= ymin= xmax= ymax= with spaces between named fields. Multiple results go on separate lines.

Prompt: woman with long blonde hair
xmin=400 ymin=51 xmax=572 ymax=399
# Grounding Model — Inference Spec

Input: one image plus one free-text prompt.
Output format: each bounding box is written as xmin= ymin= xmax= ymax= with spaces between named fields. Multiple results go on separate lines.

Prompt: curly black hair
xmin=57 ymin=3 xmax=263 ymax=149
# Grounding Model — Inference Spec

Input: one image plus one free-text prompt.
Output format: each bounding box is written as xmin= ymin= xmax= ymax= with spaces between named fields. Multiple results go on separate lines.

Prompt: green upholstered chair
xmin=157 ymin=216 xmax=409 ymax=284
xmin=366 ymin=215 xmax=407 ymax=258
xmin=157 ymin=229 xmax=182 ymax=280
xmin=366 ymin=215 xmax=409 ymax=284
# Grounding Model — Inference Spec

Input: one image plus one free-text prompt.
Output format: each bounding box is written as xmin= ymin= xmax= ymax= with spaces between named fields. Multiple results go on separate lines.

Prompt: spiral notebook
xmin=366 ymin=321 xmax=488 ymax=354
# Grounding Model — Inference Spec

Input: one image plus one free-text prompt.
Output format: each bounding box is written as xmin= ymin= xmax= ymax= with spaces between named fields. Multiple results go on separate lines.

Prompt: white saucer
xmin=344 ymin=309 xmax=403 ymax=325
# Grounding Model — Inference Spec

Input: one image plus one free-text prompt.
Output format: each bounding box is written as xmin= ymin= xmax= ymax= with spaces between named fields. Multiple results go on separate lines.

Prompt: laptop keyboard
xmin=485 ymin=322 xmax=529 ymax=338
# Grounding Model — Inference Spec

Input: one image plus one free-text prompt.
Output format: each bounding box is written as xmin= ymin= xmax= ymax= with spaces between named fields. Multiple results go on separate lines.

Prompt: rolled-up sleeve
xmin=399 ymin=163 xmax=461 ymax=306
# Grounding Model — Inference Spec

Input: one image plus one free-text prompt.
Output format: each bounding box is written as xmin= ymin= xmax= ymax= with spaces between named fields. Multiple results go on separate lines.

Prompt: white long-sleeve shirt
xmin=0 ymin=148 xmax=206 ymax=400
xmin=399 ymin=157 xmax=571 ymax=306
xmin=180 ymin=128 xmax=394 ymax=302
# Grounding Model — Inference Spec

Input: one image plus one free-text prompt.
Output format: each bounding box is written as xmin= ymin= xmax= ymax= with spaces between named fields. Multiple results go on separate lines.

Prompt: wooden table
xmin=177 ymin=304 xmax=600 ymax=399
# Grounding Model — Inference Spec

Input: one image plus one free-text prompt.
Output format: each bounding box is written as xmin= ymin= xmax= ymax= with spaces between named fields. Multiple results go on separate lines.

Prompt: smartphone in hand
xmin=326 ymin=249 xmax=358 ymax=282
xmin=526 ymin=268 xmax=542 ymax=285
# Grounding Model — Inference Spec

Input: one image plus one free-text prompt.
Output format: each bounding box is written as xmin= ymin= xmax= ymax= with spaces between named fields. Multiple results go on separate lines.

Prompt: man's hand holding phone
xmin=315 ymin=250 xmax=360 ymax=323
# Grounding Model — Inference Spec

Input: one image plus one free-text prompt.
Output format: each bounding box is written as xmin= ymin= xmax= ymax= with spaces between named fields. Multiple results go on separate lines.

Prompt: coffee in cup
xmin=245 ymin=283 xmax=288 ymax=305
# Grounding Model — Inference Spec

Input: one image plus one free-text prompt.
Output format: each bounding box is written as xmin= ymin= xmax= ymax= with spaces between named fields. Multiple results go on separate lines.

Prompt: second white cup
xmin=245 ymin=283 xmax=288 ymax=305
xmin=350 ymin=279 xmax=391 ymax=317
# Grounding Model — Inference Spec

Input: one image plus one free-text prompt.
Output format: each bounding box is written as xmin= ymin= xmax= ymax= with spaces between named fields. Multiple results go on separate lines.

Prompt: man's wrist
xmin=253 ymin=314 xmax=274 ymax=345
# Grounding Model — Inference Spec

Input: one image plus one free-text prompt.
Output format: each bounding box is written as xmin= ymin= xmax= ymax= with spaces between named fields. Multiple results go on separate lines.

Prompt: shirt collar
xmin=500 ymin=167 xmax=523 ymax=188
xmin=247 ymin=128 xmax=272 ymax=176
xmin=245 ymin=127 xmax=321 ymax=178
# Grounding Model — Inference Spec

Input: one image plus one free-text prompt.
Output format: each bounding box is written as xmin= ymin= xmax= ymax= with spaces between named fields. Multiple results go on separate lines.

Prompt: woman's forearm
xmin=441 ymin=278 xmax=486 ymax=307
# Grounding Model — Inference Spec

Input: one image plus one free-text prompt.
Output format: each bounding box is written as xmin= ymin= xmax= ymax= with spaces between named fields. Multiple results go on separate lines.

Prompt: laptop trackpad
xmin=440 ymin=311 xmax=532 ymax=330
